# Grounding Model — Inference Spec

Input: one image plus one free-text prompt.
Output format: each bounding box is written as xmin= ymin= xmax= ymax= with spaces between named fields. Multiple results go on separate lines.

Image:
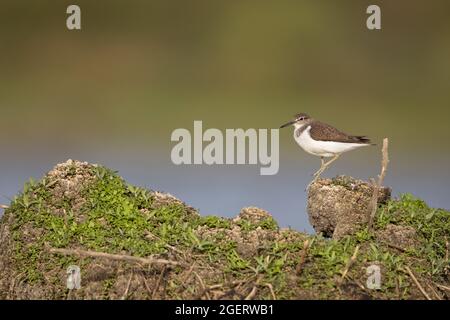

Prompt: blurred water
xmin=1 ymin=147 xmax=449 ymax=234
xmin=1 ymin=1 xmax=450 ymax=232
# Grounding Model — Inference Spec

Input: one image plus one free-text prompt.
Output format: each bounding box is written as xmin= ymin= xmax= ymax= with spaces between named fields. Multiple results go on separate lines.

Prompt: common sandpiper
xmin=280 ymin=113 xmax=374 ymax=181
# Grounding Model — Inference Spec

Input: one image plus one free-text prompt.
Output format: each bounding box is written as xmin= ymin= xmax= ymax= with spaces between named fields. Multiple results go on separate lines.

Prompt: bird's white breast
xmin=294 ymin=125 xmax=368 ymax=157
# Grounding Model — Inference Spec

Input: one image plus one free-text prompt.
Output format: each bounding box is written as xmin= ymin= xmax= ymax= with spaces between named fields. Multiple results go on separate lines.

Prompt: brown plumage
xmin=309 ymin=121 xmax=372 ymax=144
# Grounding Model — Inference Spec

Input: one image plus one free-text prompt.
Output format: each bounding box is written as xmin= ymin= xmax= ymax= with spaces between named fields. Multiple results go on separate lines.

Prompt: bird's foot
xmin=310 ymin=173 xmax=321 ymax=184
xmin=312 ymin=164 xmax=327 ymax=177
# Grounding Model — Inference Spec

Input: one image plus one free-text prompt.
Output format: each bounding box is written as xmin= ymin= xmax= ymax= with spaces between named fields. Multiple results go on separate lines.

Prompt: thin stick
xmin=395 ymin=277 xmax=400 ymax=298
xmin=445 ymin=236 xmax=449 ymax=263
xmin=195 ymin=281 xmax=244 ymax=300
xmin=207 ymin=284 xmax=224 ymax=290
xmin=382 ymin=241 xmax=406 ymax=253
xmin=244 ymin=286 xmax=258 ymax=300
xmin=426 ymin=282 xmax=442 ymax=300
xmin=141 ymin=274 xmax=153 ymax=297
xmin=354 ymin=279 xmax=366 ymax=291
xmin=244 ymin=275 xmax=263 ymax=300
xmin=213 ymin=279 xmax=247 ymax=300
xmin=339 ymin=245 xmax=360 ymax=283
xmin=264 ymin=283 xmax=277 ymax=300
xmin=194 ymin=271 xmax=211 ymax=300
xmin=181 ymin=263 xmax=196 ymax=283
xmin=434 ymin=283 xmax=450 ymax=291
xmin=121 ymin=271 xmax=134 ymax=300
xmin=404 ymin=266 xmax=432 ymax=300
xmin=368 ymin=138 xmax=389 ymax=230
xmin=48 ymin=247 xmax=184 ymax=267
xmin=296 ymin=239 xmax=310 ymax=275
xmin=152 ymin=266 xmax=166 ymax=299
xmin=0 ymin=204 xmax=9 ymax=209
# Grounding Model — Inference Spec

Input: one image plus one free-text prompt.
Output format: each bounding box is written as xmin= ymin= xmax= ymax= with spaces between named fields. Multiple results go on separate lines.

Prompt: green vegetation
xmin=1 ymin=162 xmax=448 ymax=299
xmin=236 ymin=216 xmax=278 ymax=231
xmin=376 ymin=194 xmax=449 ymax=278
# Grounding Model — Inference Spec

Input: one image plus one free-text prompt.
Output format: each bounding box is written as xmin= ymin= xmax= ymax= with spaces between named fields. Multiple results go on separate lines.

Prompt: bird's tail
xmin=351 ymin=136 xmax=374 ymax=145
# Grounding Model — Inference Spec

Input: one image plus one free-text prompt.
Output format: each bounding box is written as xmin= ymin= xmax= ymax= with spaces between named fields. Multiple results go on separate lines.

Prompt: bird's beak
xmin=280 ymin=120 xmax=295 ymax=129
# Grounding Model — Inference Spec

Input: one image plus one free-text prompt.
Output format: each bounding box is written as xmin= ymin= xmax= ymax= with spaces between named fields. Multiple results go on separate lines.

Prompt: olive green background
xmin=1 ymin=1 xmax=449 ymax=231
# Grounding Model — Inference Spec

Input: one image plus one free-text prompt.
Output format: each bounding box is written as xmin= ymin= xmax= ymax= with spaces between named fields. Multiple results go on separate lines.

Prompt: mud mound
xmin=307 ymin=176 xmax=391 ymax=239
xmin=0 ymin=161 xmax=448 ymax=300
xmin=376 ymin=224 xmax=418 ymax=250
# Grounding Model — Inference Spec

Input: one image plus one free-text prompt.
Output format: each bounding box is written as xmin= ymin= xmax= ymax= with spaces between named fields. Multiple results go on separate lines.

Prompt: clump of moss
xmin=375 ymin=194 xmax=449 ymax=281
xmin=331 ymin=175 xmax=355 ymax=189
xmin=196 ymin=216 xmax=232 ymax=229
xmin=0 ymin=161 xmax=448 ymax=300
xmin=8 ymin=163 xmax=196 ymax=258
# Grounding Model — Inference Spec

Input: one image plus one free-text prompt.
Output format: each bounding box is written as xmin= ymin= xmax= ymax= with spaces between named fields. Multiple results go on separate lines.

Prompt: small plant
xmin=226 ymin=249 xmax=250 ymax=271
xmin=197 ymin=215 xmax=232 ymax=229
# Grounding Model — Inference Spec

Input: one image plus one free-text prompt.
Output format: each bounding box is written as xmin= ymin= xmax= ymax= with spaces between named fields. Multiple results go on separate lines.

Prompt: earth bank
xmin=0 ymin=160 xmax=448 ymax=299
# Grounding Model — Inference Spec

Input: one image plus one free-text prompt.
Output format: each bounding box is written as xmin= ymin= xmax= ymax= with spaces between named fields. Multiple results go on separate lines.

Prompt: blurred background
xmin=1 ymin=1 xmax=449 ymax=232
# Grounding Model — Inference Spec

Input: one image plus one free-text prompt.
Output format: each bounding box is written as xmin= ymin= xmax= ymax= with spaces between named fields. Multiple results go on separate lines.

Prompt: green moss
xmin=236 ymin=216 xmax=278 ymax=231
xmin=377 ymin=194 xmax=449 ymax=245
xmin=226 ymin=249 xmax=250 ymax=271
xmin=330 ymin=176 xmax=354 ymax=189
xmin=258 ymin=216 xmax=279 ymax=230
xmin=6 ymin=165 xmax=202 ymax=284
xmin=196 ymin=215 xmax=232 ymax=229
xmin=102 ymin=278 xmax=116 ymax=299
xmin=376 ymin=193 xmax=449 ymax=280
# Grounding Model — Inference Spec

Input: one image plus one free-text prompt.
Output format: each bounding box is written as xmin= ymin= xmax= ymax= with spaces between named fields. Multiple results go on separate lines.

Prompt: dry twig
xmin=48 ymin=247 xmax=184 ymax=267
xmin=368 ymin=138 xmax=389 ymax=230
xmin=194 ymin=271 xmax=211 ymax=300
xmin=244 ymin=286 xmax=258 ymax=300
xmin=339 ymin=245 xmax=360 ymax=284
xmin=0 ymin=204 xmax=9 ymax=209
xmin=264 ymin=283 xmax=277 ymax=300
xmin=141 ymin=273 xmax=153 ymax=297
xmin=244 ymin=275 xmax=263 ymax=300
xmin=426 ymin=282 xmax=442 ymax=300
xmin=200 ymin=280 xmax=245 ymax=300
xmin=404 ymin=266 xmax=432 ymax=300
xmin=381 ymin=241 xmax=407 ymax=253
xmin=152 ymin=266 xmax=166 ymax=299
xmin=445 ymin=236 xmax=449 ymax=264
xmin=121 ymin=271 xmax=134 ymax=300
xmin=434 ymin=282 xmax=450 ymax=292
xmin=181 ymin=263 xmax=196 ymax=283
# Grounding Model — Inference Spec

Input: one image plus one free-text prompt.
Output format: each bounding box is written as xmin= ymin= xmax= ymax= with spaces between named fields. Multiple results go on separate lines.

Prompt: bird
xmin=280 ymin=113 xmax=374 ymax=182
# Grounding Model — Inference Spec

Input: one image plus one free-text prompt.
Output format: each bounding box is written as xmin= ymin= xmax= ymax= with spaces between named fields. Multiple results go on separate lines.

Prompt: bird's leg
xmin=323 ymin=154 xmax=340 ymax=170
xmin=311 ymin=157 xmax=325 ymax=177
xmin=312 ymin=157 xmax=326 ymax=179
xmin=312 ymin=154 xmax=340 ymax=182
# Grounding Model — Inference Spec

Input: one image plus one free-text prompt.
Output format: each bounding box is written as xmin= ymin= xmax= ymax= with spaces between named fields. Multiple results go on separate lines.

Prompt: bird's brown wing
xmin=309 ymin=121 xmax=371 ymax=144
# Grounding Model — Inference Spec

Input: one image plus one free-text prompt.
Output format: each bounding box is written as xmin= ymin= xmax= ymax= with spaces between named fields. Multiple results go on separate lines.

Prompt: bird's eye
xmin=299 ymin=117 xmax=304 ymax=121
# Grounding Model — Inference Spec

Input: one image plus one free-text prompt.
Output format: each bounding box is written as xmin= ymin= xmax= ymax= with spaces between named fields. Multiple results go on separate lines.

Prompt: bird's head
xmin=280 ymin=113 xmax=312 ymax=129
